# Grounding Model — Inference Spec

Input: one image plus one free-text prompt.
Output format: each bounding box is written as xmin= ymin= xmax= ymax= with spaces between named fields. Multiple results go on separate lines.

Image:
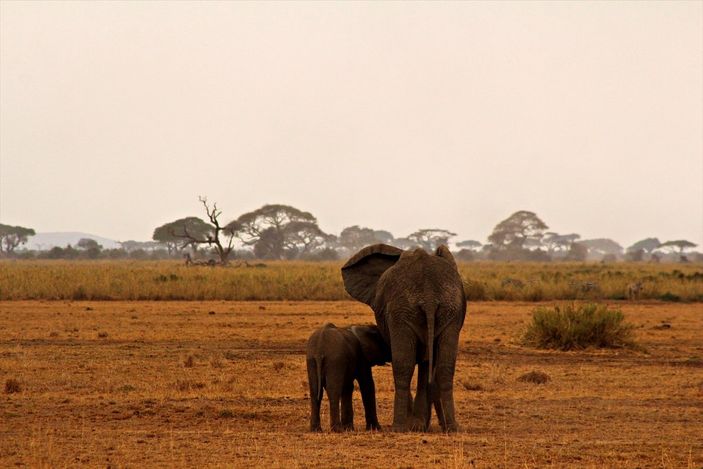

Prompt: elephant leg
xmin=328 ymin=389 xmax=343 ymax=432
xmin=306 ymin=358 xmax=322 ymax=432
xmin=357 ymin=368 xmax=381 ymax=431
xmin=435 ymin=329 xmax=460 ymax=433
xmin=431 ymin=379 xmax=446 ymax=430
xmin=412 ymin=361 xmax=431 ymax=431
xmin=341 ymin=385 xmax=354 ymax=431
xmin=390 ymin=331 xmax=417 ymax=432
xmin=310 ymin=395 xmax=323 ymax=432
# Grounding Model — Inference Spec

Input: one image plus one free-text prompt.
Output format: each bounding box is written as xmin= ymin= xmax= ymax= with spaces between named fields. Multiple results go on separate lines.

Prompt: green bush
xmin=522 ymin=303 xmax=635 ymax=350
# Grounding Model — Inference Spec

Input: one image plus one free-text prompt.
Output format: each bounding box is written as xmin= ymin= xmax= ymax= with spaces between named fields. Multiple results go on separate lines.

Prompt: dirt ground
xmin=0 ymin=301 xmax=701 ymax=468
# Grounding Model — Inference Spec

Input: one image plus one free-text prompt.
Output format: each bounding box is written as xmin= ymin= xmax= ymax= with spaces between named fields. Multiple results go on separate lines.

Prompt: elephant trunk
xmin=423 ymin=303 xmax=437 ymax=385
xmin=315 ymin=356 xmax=324 ymax=402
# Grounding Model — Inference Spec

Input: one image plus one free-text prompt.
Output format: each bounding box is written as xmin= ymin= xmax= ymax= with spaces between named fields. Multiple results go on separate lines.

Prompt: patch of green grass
xmin=522 ymin=303 xmax=635 ymax=350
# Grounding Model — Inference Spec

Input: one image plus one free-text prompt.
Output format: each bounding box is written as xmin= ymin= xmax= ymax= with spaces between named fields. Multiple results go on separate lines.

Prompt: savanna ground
xmin=1 ymin=300 xmax=701 ymax=468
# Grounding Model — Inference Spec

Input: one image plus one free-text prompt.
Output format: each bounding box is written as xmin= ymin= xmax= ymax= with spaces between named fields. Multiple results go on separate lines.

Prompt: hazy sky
xmin=1 ymin=1 xmax=702 ymax=247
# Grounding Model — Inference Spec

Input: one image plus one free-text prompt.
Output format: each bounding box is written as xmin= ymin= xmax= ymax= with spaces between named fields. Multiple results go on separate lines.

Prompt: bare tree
xmin=175 ymin=197 xmax=236 ymax=265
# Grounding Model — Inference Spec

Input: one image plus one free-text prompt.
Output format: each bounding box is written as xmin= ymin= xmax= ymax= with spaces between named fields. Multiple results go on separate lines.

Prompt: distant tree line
xmin=1 ymin=205 xmax=700 ymax=263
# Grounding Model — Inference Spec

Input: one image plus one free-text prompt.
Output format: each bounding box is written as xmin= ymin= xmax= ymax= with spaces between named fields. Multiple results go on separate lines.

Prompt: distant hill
xmin=23 ymin=232 xmax=121 ymax=251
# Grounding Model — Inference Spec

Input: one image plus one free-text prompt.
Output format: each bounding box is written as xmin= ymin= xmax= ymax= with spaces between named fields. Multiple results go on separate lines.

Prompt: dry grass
xmin=0 ymin=300 xmax=701 ymax=467
xmin=1 ymin=260 xmax=703 ymax=301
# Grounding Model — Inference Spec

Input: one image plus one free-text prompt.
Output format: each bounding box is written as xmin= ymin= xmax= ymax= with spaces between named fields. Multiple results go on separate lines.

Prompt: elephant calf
xmin=306 ymin=322 xmax=390 ymax=432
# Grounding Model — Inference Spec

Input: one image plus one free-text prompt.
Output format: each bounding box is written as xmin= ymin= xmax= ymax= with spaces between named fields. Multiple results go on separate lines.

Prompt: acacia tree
xmin=488 ymin=211 xmax=548 ymax=250
xmin=406 ymin=229 xmax=457 ymax=252
xmin=174 ymin=197 xmax=237 ymax=264
xmin=338 ymin=226 xmax=377 ymax=252
xmin=120 ymin=240 xmax=160 ymax=252
xmin=227 ymin=204 xmax=326 ymax=259
xmin=153 ymin=217 xmax=213 ymax=254
xmin=578 ymin=238 xmax=623 ymax=259
xmin=388 ymin=237 xmax=415 ymax=250
xmin=627 ymin=238 xmax=661 ymax=254
xmin=542 ymin=232 xmax=581 ymax=253
xmin=76 ymin=238 xmax=102 ymax=259
xmin=372 ymin=230 xmax=394 ymax=244
xmin=0 ymin=224 xmax=36 ymax=254
xmin=456 ymin=240 xmax=482 ymax=252
xmin=77 ymin=238 xmax=101 ymax=250
xmin=338 ymin=226 xmax=395 ymax=252
xmin=659 ymin=240 xmax=697 ymax=254
xmin=565 ymin=242 xmax=588 ymax=261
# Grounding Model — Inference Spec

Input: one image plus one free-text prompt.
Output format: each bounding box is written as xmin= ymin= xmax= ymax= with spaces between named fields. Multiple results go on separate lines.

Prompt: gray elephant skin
xmin=306 ymin=323 xmax=390 ymax=432
xmin=341 ymin=244 xmax=466 ymax=432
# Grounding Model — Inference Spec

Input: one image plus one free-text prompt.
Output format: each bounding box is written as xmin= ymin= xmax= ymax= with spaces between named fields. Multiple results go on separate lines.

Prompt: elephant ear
xmin=341 ymin=244 xmax=402 ymax=305
xmin=351 ymin=325 xmax=390 ymax=366
xmin=435 ymin=244 xmax=458 ymax=271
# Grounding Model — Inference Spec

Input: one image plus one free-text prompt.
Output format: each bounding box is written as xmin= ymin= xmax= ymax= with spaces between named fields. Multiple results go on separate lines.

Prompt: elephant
xmin=306 ymin=322 xmax=391 ymax=432
xmin=341 ymin=244 xmax=466 ymax=432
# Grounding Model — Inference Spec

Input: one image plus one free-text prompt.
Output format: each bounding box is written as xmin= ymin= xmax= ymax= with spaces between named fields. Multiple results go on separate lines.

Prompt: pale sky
xmin=1 ymin=1 xmax=702 ymax=247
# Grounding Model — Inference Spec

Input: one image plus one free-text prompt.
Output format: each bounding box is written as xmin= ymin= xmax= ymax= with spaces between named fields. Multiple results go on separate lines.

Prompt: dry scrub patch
xmin=0 ymin=301 xmax=701 ymax=467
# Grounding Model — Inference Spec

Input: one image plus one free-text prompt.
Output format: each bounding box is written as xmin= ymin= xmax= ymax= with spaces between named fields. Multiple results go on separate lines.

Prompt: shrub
xmin=522 ymin=303 xmax=635 ymax=350
xmin=5 ymin=378 xmax=21 ymax=394
xmin=517 ymin=371 xmax=550 ymax=384
xmin=459 ymin=380 xmax=483 ymax=391
xmin=272 ymin=361 xmax=285 ymax=371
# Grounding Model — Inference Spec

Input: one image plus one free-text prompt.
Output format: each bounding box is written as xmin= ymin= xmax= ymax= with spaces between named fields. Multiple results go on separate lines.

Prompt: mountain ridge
xmin=23 ymin=232 xmax=121 ymax=250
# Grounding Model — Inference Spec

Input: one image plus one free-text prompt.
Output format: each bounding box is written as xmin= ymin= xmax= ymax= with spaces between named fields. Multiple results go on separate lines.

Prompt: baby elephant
xmin=306 ymin=322 xmax=390 ymax=432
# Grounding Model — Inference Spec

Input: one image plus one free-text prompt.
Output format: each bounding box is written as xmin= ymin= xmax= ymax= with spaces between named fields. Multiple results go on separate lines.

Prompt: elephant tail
xmin=315 ymin=355 xmax=324 ymax=402
xmin=424 ymin=303 xmax=438 ymax=385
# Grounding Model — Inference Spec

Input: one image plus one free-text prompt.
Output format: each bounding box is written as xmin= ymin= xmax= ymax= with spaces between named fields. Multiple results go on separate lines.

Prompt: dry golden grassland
xmin=1 ymin=301 xmax=701 ymax=467
xmin=1 ymin=260 xmax=702 ymax=301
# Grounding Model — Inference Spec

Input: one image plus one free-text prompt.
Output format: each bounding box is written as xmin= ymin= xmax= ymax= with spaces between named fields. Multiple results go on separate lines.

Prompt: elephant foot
xmin=408 ymin=417 xmax=428 ymax=432
xmin=366 ymin=422 xmax=382 ymax=432
xmin=441 ymin=422 xmax=461 ymax=433
xmin=391 ymin=423 xmax=410 ymax=433
xmin=310 ymin=424 xmax=322 ymax=432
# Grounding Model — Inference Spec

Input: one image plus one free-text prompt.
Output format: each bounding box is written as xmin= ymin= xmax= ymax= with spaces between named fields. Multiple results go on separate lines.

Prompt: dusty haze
xmin=1 ymin=1 xmax=701 ymax=246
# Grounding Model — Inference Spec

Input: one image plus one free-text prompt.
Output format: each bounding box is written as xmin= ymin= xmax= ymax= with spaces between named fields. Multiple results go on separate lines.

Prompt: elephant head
xmin=341 ymin=243 xmax=466 ymax=433
xmin=342 ymin=244 xmax=460 ymax=305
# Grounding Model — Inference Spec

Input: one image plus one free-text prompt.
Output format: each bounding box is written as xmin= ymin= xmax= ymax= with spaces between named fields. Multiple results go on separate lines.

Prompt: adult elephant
xmin=341 ymin=244 xmax=466 ymax=432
